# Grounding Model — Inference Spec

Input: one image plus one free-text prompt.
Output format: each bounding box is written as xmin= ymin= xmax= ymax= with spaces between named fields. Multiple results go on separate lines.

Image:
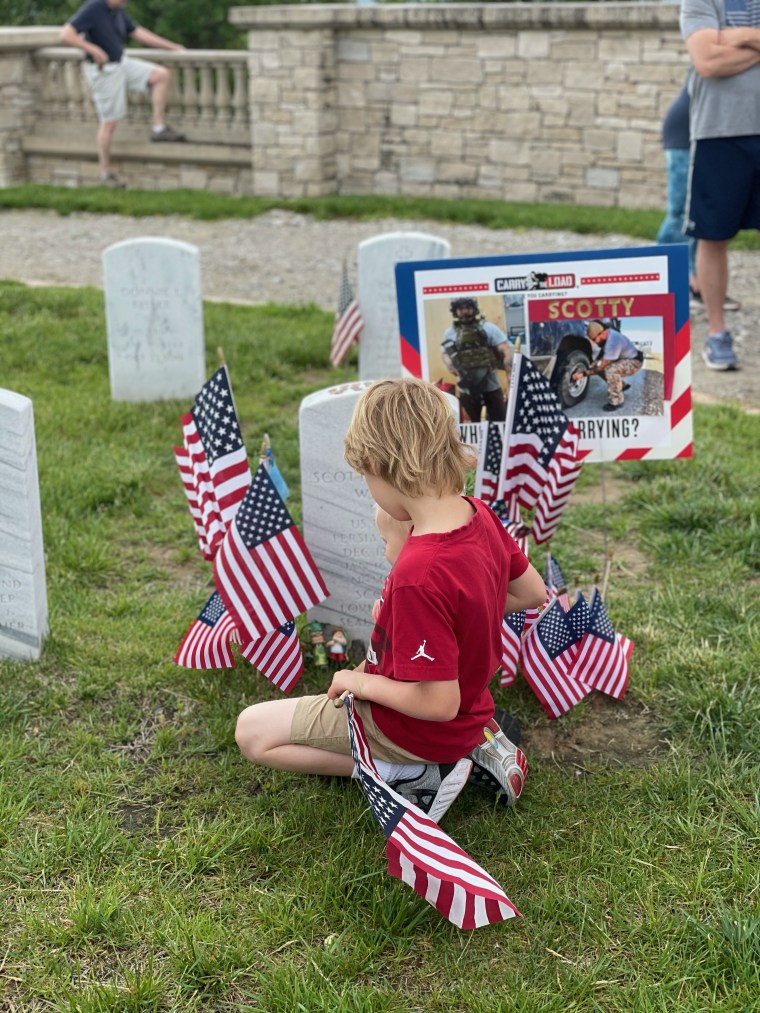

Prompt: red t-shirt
xmin=367 ymin=497 xmax=529 ymax=762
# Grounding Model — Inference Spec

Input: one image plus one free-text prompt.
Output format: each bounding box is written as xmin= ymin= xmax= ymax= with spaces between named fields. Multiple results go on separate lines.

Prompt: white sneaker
xmin=469 ymin=722 xmax=528 ymax=806
xmin=389 ymin=757 xmax=473 ymax=823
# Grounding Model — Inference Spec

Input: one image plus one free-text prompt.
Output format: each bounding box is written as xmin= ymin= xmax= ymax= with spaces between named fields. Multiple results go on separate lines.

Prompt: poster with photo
xmin=395 ymin=245 xmax=692 ymax=463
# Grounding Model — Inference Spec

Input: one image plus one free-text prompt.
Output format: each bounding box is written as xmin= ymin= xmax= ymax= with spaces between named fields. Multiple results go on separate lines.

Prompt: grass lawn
xmin=0 ymin=279 xmax=758 ymax=1012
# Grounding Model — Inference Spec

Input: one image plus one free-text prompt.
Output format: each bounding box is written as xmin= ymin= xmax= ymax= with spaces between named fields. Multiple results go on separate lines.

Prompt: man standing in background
xmin=681 ymin=0 xmax=760 ymax=371
xmin=61 ymin=0 xmax=187 ymax=187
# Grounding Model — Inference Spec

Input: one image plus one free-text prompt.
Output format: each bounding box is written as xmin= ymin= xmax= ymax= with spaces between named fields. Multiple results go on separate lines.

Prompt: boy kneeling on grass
xmin=235 ymin=378 xmax=545 ymax=822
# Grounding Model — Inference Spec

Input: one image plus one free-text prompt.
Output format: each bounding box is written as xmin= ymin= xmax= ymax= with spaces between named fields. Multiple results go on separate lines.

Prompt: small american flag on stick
xmin=520 ymin=599 xmax=588 ymax=719
xmin=213 ymin=463 xmax=328 ymax=641
xmin=179 ymin=365 xmax=251 ymax=558
xmin=330 ymin=262 xmax=364 ymax=368
xmin=499 ymin=353 xmax=587 ymax=545
xmin=174 ymin=591 xmax=238 ymax=669
xmin=573 ymin=588 xmax=633 ymax=699
xmin=239 ymin=620 xmax=305 ymax=694
xmin=474 ymin=422 xmax=503 ymax=504
xmin=500 ymin=609 xmax=525 ymax=687
xmin=344 ymin=695 xmax=520 ymax=929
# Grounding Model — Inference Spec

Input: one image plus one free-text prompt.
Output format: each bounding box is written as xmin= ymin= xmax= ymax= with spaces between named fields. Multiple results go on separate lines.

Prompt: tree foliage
xmin=0 ymin=0 xmax=314 ymax=50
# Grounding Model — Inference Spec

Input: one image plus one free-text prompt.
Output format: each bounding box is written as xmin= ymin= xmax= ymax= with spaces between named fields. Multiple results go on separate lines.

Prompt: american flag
xmin=213 ymin=463 xmax=329 ymax=641
xmin=500 ymin=609 xmax=525 ymax=686
xmin=520 ymin=599 xmax=589 ymax=718
xmin=499 ymin=354 xmax=587 ymax=545
xmin=174 ymin=591 xmax=238 ymax=669
xmin=239 ymin=620 xmax=304 ymax=694
xmin=490 ymin=500 xmax=530 ymax=557
xmin=564 ymin=592 xmax=590 ymax=663
xmin=173 ymin=444 xmax=215 ymax=561
xmin=330 ymin=262 xmax=364 ymax=368
xmin=344 ymin=694 xmax=520 ymax=930
xmin=573 ymin=588 xmax=633 ymax=699
xmin=180 ymin=365 xmax=251 ymax=558
xmin=544 ymin=554 xmax=570 ymax=611
xmin=474 ymin=422 xmax=503 ymax=504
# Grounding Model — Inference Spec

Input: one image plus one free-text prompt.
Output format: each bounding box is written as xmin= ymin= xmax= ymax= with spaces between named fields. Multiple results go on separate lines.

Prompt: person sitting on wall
xmin=60 ymin=0 xmax=187 ymax=188
xmin=573 ymin=320 xmax=644 ymax=412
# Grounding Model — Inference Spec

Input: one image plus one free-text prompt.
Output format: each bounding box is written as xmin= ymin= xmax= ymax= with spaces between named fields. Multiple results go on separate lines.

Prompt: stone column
xmin=237 ymin=13 xmax=337 ymax=197
xmin=0 ymin=28 xmax=58 ymax=187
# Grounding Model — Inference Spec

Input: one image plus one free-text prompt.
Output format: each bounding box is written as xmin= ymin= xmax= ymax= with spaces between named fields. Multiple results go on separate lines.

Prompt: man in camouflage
xmin=440 ymin=298 xmax=511 ymax=422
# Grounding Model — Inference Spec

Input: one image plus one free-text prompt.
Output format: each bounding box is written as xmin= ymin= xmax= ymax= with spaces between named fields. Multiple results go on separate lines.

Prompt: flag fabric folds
xmin=489 ymin=500 xmax=530 ymax=557
xmin=174 ymin=445 xmax=215 ymax=561
xmin=544 ymin=554 xmax=571 ymax=611
xmin=499 ymin=353 xmax=587 ymax=545
xmin=573 ymin=588 xmax=633 ymax=699
xmin=344 ymin=694 xmax=520 ymax=930
xmin=174 ymin=591 xmax=238 ymax=669
xmin=474 ymin=422 xmax=503 ymax=504
xmin=240 ymin=620 xmax=305 ymax=694
xmin=179 ymin=365 xmax=251 ymax=558
xmin=520 ymin=600 xmax=589 ymax=718
xmin=330 ymin=263 xmax=364 ymax=368
xmin=213 ymin=463 xmax=329 ymax=641
xmin=500 ymin=609 xmax=525 ymax=686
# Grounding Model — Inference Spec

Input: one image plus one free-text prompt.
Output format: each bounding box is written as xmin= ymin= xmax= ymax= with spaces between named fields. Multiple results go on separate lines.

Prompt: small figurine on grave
xmin=307 ymin=620 xmax=328 ymax=668
xmin=325 ymin=627 xmax=348 ymax=665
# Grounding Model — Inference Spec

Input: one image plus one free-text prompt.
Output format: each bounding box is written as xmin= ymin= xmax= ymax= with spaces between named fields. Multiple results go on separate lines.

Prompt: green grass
xmin=1 ymin=279 xmax=759 ymax=1010
xmin=4 ymin=183 xmax=760 ymax=251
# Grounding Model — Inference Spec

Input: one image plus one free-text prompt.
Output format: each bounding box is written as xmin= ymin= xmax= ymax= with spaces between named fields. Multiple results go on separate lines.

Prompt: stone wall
xmin=1 ymin=5 xmax=689 ymax=208
xmin=231 ymin=2 xmax=687 ymax=207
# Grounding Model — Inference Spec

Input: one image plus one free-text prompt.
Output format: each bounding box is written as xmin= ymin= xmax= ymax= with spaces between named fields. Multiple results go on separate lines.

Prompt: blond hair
xmin=344 ymin=378 xmax=472 ymax=497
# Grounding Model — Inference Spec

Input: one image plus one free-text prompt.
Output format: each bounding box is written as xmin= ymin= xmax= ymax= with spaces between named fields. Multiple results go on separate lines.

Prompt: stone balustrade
xmin=1 ymin=5 xmax=689 ymax=208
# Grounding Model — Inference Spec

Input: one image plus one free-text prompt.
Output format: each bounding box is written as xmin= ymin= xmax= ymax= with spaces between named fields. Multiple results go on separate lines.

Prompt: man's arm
xmin=59 ymin=23 xmax=108 ymax=66
xmin=129 ymin=26 xmax=185 ymax=51
xmin=327 ymin=669 xmax=460 ymax=722
xmin=687 ymin=27 xmax=760 ymax=77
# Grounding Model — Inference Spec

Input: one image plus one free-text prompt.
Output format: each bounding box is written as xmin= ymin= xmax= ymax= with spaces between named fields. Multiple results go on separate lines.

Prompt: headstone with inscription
xmin=0 ymin=389 xmax=48 ymax=661
xmin=102 ymin=237 xmax=205 ymax=402
xmin=299 ymin=381 xmax=458 ymax=645
xmin=358 ymin=232 xmax=451 ymax=382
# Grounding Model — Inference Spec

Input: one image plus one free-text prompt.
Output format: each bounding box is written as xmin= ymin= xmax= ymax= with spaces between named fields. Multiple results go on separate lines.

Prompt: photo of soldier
xmin=438 ymin=297 xmax=511 ymax=422
xmin=572 ymin=320 xmax=645 ymax=412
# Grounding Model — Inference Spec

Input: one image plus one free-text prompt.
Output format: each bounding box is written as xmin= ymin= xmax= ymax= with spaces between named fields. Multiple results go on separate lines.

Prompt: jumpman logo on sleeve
xmin=411 ymin=639 xmax=435 ymax=662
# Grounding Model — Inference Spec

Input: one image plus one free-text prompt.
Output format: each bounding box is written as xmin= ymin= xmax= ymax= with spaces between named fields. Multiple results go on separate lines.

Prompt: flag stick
xmin=216 ymin=346 xmax=226 ymax=366
xmin=601 ymin=551 xmax=613 ymax=601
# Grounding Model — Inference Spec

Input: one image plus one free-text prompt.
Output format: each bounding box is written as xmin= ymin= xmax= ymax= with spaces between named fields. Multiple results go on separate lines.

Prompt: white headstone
xmin=299 ymin=381 xmax=458 ymax=645
xmin=358 ymin=232 xmax=451 ymax=382
xmin=0 ymin=389 xmax=48 ymax=660
xmin=102 ymin=237 xmax=206 ymax=402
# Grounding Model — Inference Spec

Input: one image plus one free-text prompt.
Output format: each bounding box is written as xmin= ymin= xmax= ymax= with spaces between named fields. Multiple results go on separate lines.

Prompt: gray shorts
xmin=291 ymin=694 xmax=428 ymax=764
xmin=83 ymin=56 xmax=155 ymax=122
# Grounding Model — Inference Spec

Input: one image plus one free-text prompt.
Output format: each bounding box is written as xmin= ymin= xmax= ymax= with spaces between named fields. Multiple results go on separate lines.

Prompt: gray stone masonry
xmin=2 ymin=5 xmax=688 ymax=208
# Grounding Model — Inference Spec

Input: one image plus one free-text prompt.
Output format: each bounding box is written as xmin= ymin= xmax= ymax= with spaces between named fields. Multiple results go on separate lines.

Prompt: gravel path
xmin=2 ymin=207 xmax=757 ymax=409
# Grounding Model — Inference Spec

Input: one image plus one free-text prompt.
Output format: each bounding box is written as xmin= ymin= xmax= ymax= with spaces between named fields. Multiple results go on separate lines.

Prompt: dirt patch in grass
xmin=523 ymin=694 xmax=668 ymax=770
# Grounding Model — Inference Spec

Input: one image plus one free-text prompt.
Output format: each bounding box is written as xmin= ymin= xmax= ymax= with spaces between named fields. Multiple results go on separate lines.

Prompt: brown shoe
xmin=100 ymin=173 xmax=126 ymax=189
xmin=150 ymin=125 xmax=187 ymax=143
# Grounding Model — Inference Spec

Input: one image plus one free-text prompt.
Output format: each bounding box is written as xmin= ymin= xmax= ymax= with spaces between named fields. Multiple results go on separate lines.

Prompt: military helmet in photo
xmin=450 ymin=296 xmax=480 ymax=315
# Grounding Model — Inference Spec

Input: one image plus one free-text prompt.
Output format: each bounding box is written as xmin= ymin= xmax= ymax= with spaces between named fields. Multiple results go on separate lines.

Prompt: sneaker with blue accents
xmin=703 ymin=331 xmax=738 ymax=371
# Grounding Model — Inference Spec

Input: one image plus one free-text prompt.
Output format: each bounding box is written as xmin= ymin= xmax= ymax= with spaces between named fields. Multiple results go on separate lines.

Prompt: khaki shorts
xmin=83 ymin=56 xmax=155 ymax=122
xmin=291 ymin=695 xmax=428 ymax=764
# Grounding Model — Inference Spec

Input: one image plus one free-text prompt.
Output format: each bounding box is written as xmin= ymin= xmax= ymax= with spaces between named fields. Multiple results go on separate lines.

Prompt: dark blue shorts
xmin=686 ymin=135 xmax=760 ymax=241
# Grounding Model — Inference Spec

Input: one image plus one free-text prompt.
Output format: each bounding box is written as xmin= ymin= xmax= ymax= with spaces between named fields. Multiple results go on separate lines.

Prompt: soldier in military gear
xmin=441 ymin=297 xmax=510 ymax=422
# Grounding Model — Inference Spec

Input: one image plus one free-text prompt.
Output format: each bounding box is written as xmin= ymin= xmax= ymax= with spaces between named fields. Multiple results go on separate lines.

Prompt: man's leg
xmin=96 ymin=120 xmax=119 ymax=178
xmin=146 ymin=64 xmax=170 ymax=130
xmin=482 ymin=386 xmax=506 ymax=422
xmin=696 ymin=239 xmax=728 ymax=337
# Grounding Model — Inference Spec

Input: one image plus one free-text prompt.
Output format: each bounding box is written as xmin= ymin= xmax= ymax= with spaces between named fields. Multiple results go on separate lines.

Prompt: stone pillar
xmin=0 ymin=29 xmax=58 ymax=187
xmin=244 ymin=22 xmax=337 ymax=197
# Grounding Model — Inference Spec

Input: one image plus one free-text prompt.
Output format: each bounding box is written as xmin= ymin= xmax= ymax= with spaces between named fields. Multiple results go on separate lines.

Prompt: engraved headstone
xmin=0 ymin=389 xmax=48 ymax=660
xmin=299 ymin=381 xmax=458 ymax=645
xmin=358 ymin=232 xmax=451 ymax=382
xmin=102 ymin=237 xmax=205 ymax=402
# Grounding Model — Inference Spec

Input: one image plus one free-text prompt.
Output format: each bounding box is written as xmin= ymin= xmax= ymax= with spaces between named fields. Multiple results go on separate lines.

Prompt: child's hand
xmin=327 ymin=669 xmax=364 ymax=701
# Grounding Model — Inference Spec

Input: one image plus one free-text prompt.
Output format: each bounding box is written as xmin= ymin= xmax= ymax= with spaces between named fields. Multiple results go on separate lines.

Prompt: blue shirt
xmin=69 ymin=0 xmax=137 ymax=62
